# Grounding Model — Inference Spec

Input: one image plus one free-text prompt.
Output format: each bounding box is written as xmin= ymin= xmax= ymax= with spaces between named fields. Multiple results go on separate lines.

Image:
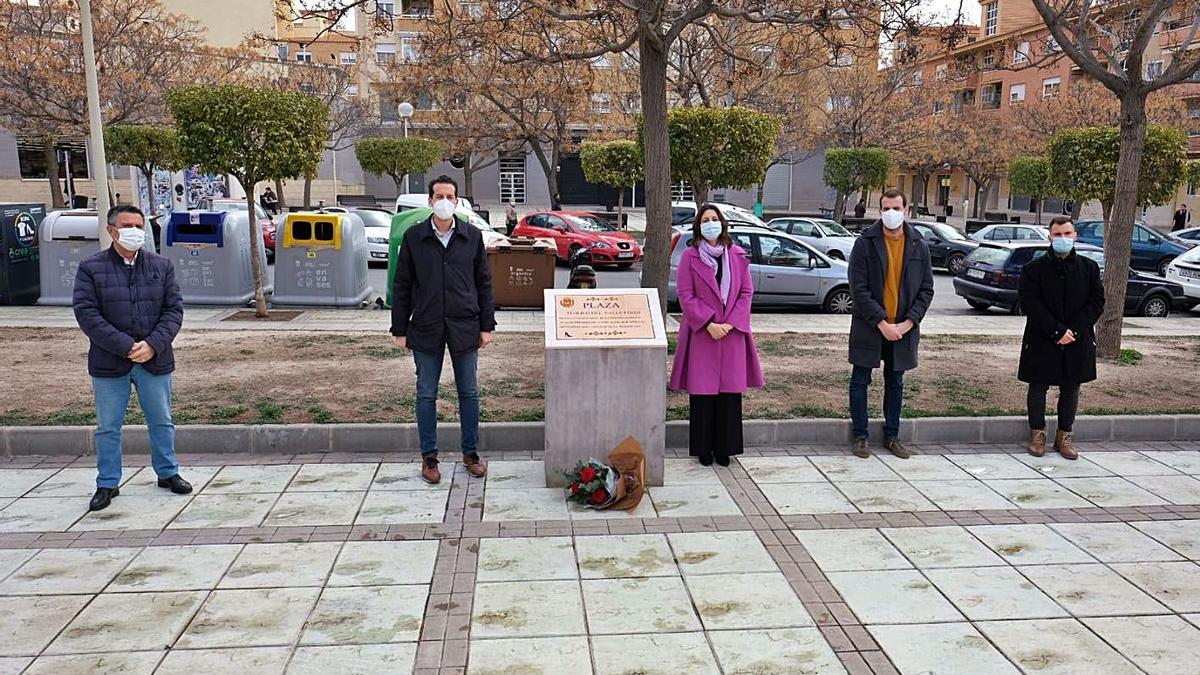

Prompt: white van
xmin=394 ymin=193 xmax=506 ymax=247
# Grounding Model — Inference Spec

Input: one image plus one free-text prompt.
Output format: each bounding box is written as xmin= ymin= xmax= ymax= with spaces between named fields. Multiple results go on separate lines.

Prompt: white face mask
xmin=432 ymin=198 xmax=456 ymax=220
xmin=881 ymin=209 xmax=905 ymax=230
xmin=115 ymin=227 xmax=146 ymax=250
xmin=700 ymin=220 xmax=723 ymax=242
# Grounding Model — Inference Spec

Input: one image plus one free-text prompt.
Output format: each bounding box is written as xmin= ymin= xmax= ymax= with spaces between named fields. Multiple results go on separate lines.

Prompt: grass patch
xmin=785 ymin=404 xmax=840 ymax=418
xmin=1117 ymin=348 xmax=1143 ymax=366
xmin=508 ymin=406 xmax=544 ymax=422
xmin=933 ymin=376 xmax=990 ymax=404
xmin=667 ymin=335 xmax=677 ymax=355
xmin=363 ymin=346 xmax=407 ymax=359
xmin=359 ymin=395 xmax=418 ymax=414
xmin=45 ymin=407 xmax=95 ymax=425
xmin=254 ymin=398 xmax=285 ymax=424
xmin=210 ymin=405 xmax=248 ymax=421
xmin=666 ymin=404 xmax=690 ymax=421
xmin=308 ymin=405 xmax=335 ymax=424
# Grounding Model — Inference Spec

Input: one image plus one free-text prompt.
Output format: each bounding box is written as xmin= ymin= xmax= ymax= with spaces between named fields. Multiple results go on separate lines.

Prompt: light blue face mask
xmin=700 ymin=221 xmax=723 ymax=241
xmin=1051 ymin=236 xmax=1075 ymax=255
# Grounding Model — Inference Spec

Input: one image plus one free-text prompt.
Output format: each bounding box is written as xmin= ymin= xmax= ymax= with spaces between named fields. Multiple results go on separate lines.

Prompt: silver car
xmin=970 ymin=223 xmax=1049 ymax=243
xmin=667 ymin=225 xmax=853 ymax=313
xmin=766 ymin=217 xmax=857 ymax=260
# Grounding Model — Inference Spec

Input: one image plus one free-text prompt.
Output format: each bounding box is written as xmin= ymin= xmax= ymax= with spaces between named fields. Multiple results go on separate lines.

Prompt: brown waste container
xmin=487 ymin=237 xmax=557 ymax=307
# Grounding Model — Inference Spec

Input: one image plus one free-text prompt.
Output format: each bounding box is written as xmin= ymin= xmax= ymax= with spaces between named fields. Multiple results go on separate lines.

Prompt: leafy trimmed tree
xmin=823 ymin=147 xmax=891 ymax=222
xmin=1007 ymin=156 xmax=1053 ymax=226
xmin=355 ymin=137 xmax=444 ymax=194
xmin=167 ymin=85 xmax=329 ymax=317
xmin=104 ymin=124 xmax=184 ymax=212
xmin=579 ymin=140 xmax=643 ymax=229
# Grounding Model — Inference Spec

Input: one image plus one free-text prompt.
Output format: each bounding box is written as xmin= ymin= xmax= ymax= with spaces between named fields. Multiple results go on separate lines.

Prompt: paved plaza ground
xmin=1 ymin=442 xmax=1199 ymax=673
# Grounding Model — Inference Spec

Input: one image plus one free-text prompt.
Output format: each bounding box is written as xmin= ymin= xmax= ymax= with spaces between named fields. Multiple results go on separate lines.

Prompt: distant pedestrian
xmin=392 ymin=175 xmax=495 ymax=484
xmin=847 ymin=188 xmax=934 ymax=460
xmin=1173 ymin=204 xmax=1190 ymax=232
xmin=260 ymin=187 xmax=279 ymax=215
xmin=551 ymin=192 xmax=561 ymax=211
xmin=854 ymin=198 xmax=867 ymax=219
xmin=1019 ymin=216 xmax=1104 ymax=460
xmin=73 ymin=205 xmax=191 ymax=512
xmin=505 ymin=200 xmax=517 ymax=233
xmin=670 ymin=205 xmax=762 ymax=467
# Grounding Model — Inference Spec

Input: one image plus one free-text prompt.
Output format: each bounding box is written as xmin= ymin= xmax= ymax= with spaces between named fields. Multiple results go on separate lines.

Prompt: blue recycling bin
xmin=163 ymin=210 xmax=271 ymax=304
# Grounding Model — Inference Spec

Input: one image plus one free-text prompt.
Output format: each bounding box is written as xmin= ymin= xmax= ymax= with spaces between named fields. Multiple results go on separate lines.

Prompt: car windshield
xmin=354 ymin=210 xmax=391 ymax=228
xmin=565 ymin=215 xmax=616 ymax=232
xmin=213 ymin=201 xmax=268 ymax=220
xmin=966 ymin=246 xmax=1011 ymax=267
xmin=722 ymin=206 xmax=766 ymax=227
xmin=1079 ymin=250 xmax=1105 ymax=267
xmin=1180 ymin=246 xmax=1200 ymax=263
xmin=816 ymin=220 xmax=852 ymax=237
xmin=930 ymin=223 xmax=968 ymax=241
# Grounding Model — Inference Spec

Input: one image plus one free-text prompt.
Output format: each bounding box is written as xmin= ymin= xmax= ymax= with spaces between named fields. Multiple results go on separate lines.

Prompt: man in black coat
xmin=847 ymin=189 xmax=935 ymax=459
xmin=73 ymin=205 xmax=192 ymax=512
xmin=1018 ymin=216 xmax=1104 ymax=460
xmin=392 ymin=176 xmax=496 ymax=484
xmin=1172 ymin=204 xmax=1190 ymax=232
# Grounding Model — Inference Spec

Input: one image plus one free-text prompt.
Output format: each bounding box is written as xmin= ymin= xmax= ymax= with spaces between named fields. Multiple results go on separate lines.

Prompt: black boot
xmin=697 ymin=454 xmax=714 ymax=467
xmin=89 ymin=487 xmax=119 ymax=511
xmin=157 ymin=475 xmax=193 ymax=494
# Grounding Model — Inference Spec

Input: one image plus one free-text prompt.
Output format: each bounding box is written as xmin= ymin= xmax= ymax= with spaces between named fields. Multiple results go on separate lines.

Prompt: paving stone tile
xmin=667 ymin=531 xmax=777 ymax=575
xmin=574 ymin=534 xmax=677 ymax=579
xmin=759 ymin=482 xmax=857 ymax=515
xmin=966 ymin=524 xmax=1096 ymax=565
xmin=27 ymin=468 xmax=133 ymax=497
xmin=71 ymin=494 xmax=192 ymax=532
xmin=371 ymin=463 xmax=450 ymax=491
xmin=880 ymin=455 xmax=974 ymax=481
xmin=882 ymin=526 xmax=1007 ymax=568
xmin=582 ymin=576 xmax=701 ymax=634
xmin=301 ymin=585 xmax=428 ymax=645
xmin=909 ymin=480 xmax=1017 ymax=511
xmin=708 ymin=627 xmax=846 ymax=675
xmin=110 ymin=545 xmax=242 ymax=592
xmin=0 ymin=549 xmax=36 ymax=582
xmin=947 ymin=454 xmax=1044 ymax=480
xmin=1130 ymin=520 xmax=1200 ymax=560
xmin=329 ymin=540 xmax=439 ymax=586
xmin=1054 ymin=477 xmax=1170 ymax=508
xmin=983 ymin=479 xmax=1094 ymax=509
xmin=1019 ymin=564 xmax=1170 ymax=617
xmin=924 ymin=566 xmax=1067 ymax=621
xmin=736 ymin=457 xmax=824 ymax=483
xmin=472 ymin=580 xmax=586 ymax=638
xmin=1111 ymin=561 xmax=1200 ymax=613
xmin=477 ymin=536 xmax=577 ymax=582
xmin=0 ymin=547 xmax=136 ymax=595
xmin=568 ymin=495 xmax=658 ymax=521
xmin=262 ymin=491 xmax=365 ymax=528
xmin=1084 ymin=615 xmax=1200 ymax=675
xmin=662 ymin=459 xmax=724 ymax=486
xmin=592 ymin=633 xmax=719 ymax=674
xmin=836 ymin=481 xmax=938 ymax=513
xmin=977 ymin=618 xmax=1141 ymax=675
xmin=22 ymin=652 xmax=162 ymax=675
xmin=156 ymin=647 xmax=290 ymax=673
xmin=686 ymin=572 xmax=813 ymax=630
xmin=466 ymin=636 xmax=591 ymax=674
xmin=1049 ymin=522 xmax=1185 ymax=562
xmin=219 ymin=542 xmax=342 ymax=588
xmin=285 ymin=464 xmax=378 ymax=492
xmin=0 ymin=469 xmax=60 ymax=498
xmin=867 ymin=623 xmax=1019 ymax=675
xmin=119 ymin=466 xmax=220 ymax=496
xmin=1015 ymin=455 xmax=1113 ymax=478
xmin=47 ymin=591 xmax=207 ymax=654
xmin=1084 ymin=452 xmax=1182 ymax=476
xmin=168 ymin=493 xmax=277 ymax=530
xmin=827 ymin=570 xmax=963 ymax=624
xmin=356 ymin=490 xmax=448 ymax=525
xmin=483 ymin=461 xmax=548 ymax=490
xmin=0 ymin=497 xmax=86 ymax=532
xmin=1135 ymin=451 xmax=1200 ymax=475
xmin=811 ymin=456 xmax=902 ymax=482
xmin=482 ymin=488 xmax=569 ymax=522
xmin=176 ymin=587 xmax=321 ymax=648
xmin=794 ymin=528 xmax=912 ymax=572
xmin=648 ymin=485 xmax=741 ymax=517
xmin=1127 ymin=475 xmax=1200 ymax=505
xmin=0 ymin=594 xmax=92 ymax=656
xmin=0 ymin=658 xmax=29 ymax=675
xmin=287 ymin=644 xmax=418 ymax=674
xmin=202 ymin=465 xmax=301 ymax=494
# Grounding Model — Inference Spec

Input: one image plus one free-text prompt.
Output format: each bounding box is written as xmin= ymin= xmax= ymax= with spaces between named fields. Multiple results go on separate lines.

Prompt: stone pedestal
xmin=543 ymin=289 xmax=667 ymax=487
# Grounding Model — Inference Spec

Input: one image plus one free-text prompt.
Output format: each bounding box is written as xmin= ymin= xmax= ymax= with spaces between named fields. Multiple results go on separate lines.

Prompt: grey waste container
xmin=0 ymin=203 xmax=46 ymax=305
xmin=38 ymin=210 xmax=157 ymax=306
xmin=272 ymin=211 xmax=372 ymax=306
xmin=164 ymin=210 xmax=272 ymax=304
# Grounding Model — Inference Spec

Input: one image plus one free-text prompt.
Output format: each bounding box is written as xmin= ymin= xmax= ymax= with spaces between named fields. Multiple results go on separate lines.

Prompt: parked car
xmin=970 ymin=223 xmax=1050 ymax=243
xmin=1074 ymin=219 xmax=1190 ymax=276
xmin=206 ymin=198 xmax=276 ymax=262
xmin=954 ymin=242 xmax=1189 ymax=317
xmin=909 ymin=220 xmax=978 ymax=274
xmin=1168 ymin=226 xmax=1200 ymax=248
xmin=513 ymin=211 xmax=642 ymax=267
xmin=672 ymin=201 xmax=768 ymax=228
xmin=766 ymin=217 xmax=857 ymax=260
xmin=326 ymin=207 xmax=392 ymax=267
xmin=1164 ymin=245 xmax=1200 ymax=310
xmin=667 ymin=225 xmax=853 ymax=313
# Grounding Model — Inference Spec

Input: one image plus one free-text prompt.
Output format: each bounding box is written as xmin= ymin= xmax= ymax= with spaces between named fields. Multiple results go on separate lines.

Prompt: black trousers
xmin=1027 ymin=383 xmax=1081 ymax=432
xmin=689 ymin=393 xmax=744 ymax=459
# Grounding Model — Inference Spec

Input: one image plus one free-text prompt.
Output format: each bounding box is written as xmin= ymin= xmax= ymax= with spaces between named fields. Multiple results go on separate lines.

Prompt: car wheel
xmin=827 ymin=250 xmax=845 ymax=261
xmin=1140 ymin=294 xmax=1170 ymax=318
xmin=947 ymin=252 xmax=967 ymax=275
xmin=967 ymin=299 xmax=991 ymax=311
xmin=568 ymin=244 xmax=583 ymax=264
xmin=1157 ymin=258 xmax=1172 ymax=277
xmin=823 ymin=287 xmax=854 ymax=314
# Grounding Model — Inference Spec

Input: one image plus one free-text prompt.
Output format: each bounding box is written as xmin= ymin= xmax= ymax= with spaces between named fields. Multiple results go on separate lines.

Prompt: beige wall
xmin=0 ymin=178 xmax=135 ymax=208
xmin=160 ymin=0 xmax=275 ymax=49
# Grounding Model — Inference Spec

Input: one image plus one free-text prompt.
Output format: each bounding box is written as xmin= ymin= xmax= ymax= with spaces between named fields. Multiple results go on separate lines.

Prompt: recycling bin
xmin=488 ymin=237 xmax=556 ymax=307
xmin=164 ymin=210 xmax=271 ymax=304
xmin=272 ymin=211 xmax=372 ymax=306
xmin=38 ymin=209 xmax=158 ymax=306
xmin=0 ymin=203 xmax=46 ymax=304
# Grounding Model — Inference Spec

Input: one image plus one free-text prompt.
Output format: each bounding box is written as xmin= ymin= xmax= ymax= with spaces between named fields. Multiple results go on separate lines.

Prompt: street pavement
xmin=2 ymin=442 xmax=1199 ymax=673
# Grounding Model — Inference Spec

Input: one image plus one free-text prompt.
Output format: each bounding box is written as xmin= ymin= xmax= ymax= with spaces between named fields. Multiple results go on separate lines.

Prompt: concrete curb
xmin=3 ymin=415 xmax=1194 ymax=457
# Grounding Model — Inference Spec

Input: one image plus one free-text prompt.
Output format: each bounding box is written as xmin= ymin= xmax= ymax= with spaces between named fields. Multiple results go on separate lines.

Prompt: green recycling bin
xmin=385 ymin=206 xmax=481 ymax=307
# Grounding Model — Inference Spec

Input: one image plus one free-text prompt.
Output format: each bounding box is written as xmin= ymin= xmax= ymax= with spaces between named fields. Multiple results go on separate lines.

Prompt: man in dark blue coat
xmin=73 ymin=205 xmax=191 ymax=511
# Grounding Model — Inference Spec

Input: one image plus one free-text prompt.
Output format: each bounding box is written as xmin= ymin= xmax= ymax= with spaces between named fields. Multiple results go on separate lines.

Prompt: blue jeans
xmin=413 ymin=346 xmax=479 ymax=458
xmin=92 ymin=365 xmax=179 ymax=489
xmin=849 ymin=342 xmax=905 ymax=440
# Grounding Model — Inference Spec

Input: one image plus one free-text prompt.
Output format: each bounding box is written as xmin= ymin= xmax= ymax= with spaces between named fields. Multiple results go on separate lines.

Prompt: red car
xmin=210 ymin=199 xmax=277 ymax=262
xmin=513 ymin=211 xmax=642 ymax=268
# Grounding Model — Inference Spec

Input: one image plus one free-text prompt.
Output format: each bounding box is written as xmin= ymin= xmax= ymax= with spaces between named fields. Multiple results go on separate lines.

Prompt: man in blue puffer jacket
xmin=73 ymin=205 xmax=191 ymax=511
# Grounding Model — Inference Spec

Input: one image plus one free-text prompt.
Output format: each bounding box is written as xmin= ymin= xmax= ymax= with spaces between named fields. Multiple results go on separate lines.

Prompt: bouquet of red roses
xmin=564 ymin=458 xmax=621 ymax=509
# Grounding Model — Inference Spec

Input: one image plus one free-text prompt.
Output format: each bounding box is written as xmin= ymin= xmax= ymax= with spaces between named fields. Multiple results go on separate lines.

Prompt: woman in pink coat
xmin=670 ymin=205 xmax=763 ymax=466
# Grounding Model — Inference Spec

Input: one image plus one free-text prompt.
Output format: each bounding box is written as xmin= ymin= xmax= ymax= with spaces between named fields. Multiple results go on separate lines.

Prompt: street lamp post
xmin=80 ymin=0 xmax=111 ymax=246
xmin=397 ymin=101 xmax=414 ymax=193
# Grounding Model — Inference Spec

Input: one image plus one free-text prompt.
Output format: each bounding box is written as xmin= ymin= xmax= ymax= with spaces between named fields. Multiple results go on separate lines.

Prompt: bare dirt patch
xmin=2 ymin=328 xmax=1197 ymax=425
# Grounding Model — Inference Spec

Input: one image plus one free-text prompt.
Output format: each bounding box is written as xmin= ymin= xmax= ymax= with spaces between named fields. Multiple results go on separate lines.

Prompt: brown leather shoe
xmin=851 ymin=437 xmax=869 ymax=459
xmin=421 ymin=454 xmax=441 ymax=484
xmin=463 ymin=453 xmax=487 ymax=478
xmin=1028 ymin=429 xmax=1047 ymax=457
xmin=1055 ymin=430 xmax=1077 ymax=460
xmin=884 ymin=438 xmax=911 ymax=459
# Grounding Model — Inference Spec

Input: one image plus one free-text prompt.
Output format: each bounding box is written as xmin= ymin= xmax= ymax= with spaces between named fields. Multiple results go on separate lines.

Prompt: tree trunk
xmin=463 ymin=154 xmax=476 ymax=199
xmin=43 ymin=138 xmax=65 ymax=209
xmin=637 ymin=27 xmax=673 ymax=315
xmin=693 ymin=182 xmax=710 ymax=206
xmin=918 ymin=171 xmax=930 ymax=208
xmin=833 ymin=191 xmax=848 ymax=222
xmin=1096 ymin=94 xmax=1148 ymax=360
xmin=303 ymin=176 xmax=313 ymax=208
xmin=617 ymin=189 xmax=625 ymax=230
xmin=1035 ymin=197 xmax=1043 ymax=227
xmin=1100 ymin=200 xmax=1113 ymax=224
xmin=244 ymin=178 xmax=268 ymax=317
xmin=528 ymin=140 xmax=559 ymax=207
xmin=274 ymin=178 xmax=287 ymax=210
xmin=1071 ymin=200 xmax=1083 ymax=220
